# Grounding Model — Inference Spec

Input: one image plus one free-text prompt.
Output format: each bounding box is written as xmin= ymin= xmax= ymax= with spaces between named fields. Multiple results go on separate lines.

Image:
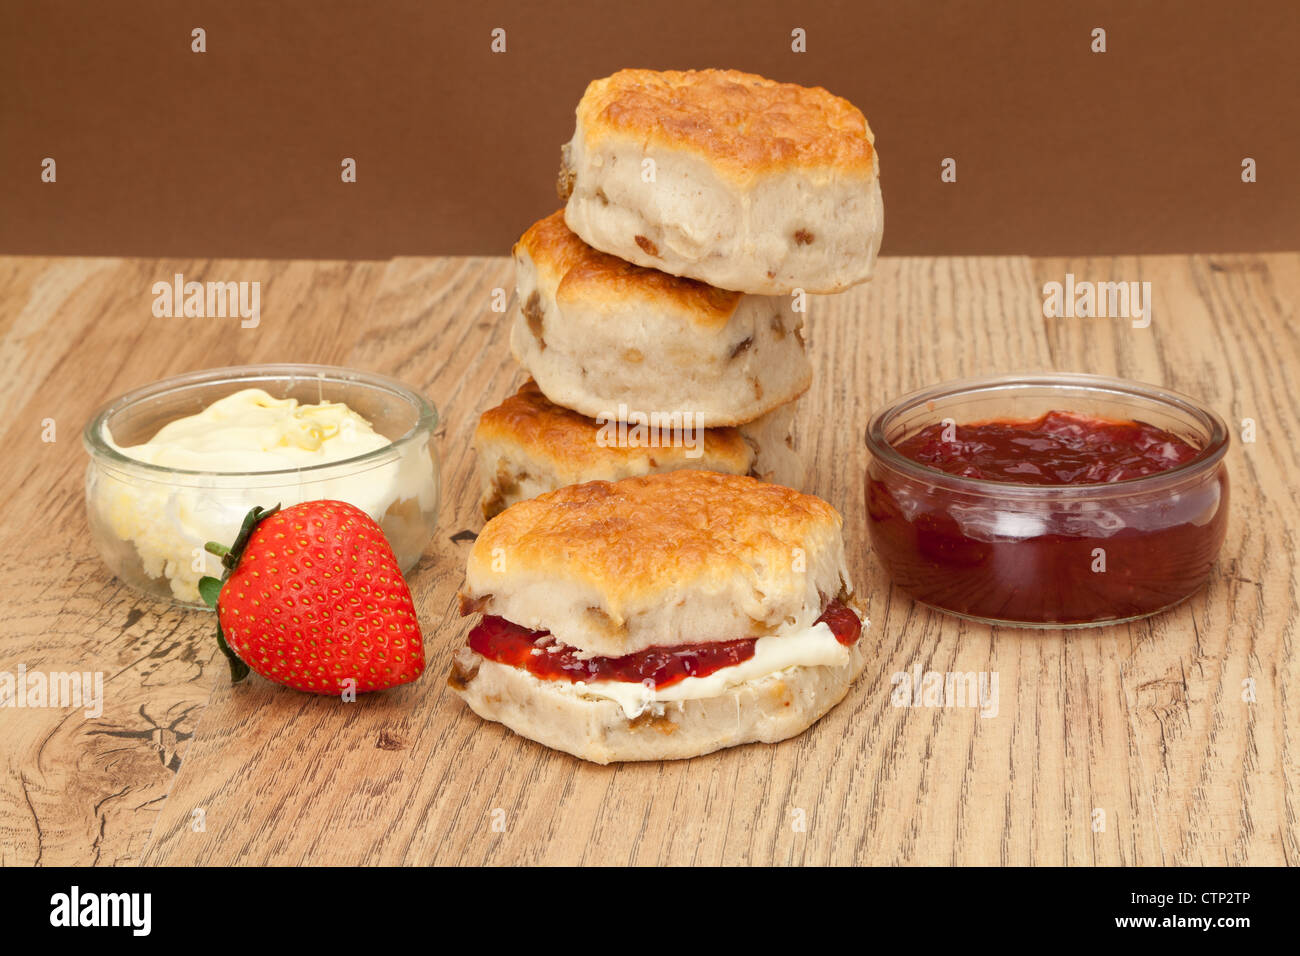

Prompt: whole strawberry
xmin=198 ymin=501 xmax=425 ymax=694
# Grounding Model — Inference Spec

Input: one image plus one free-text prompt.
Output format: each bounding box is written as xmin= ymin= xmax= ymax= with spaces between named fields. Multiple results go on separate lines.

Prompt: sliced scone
xmin=449 ymin=471 xmax=868 ymax=763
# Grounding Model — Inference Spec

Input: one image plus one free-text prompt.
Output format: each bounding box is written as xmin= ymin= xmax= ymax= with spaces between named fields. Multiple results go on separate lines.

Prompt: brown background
xmin=2 ymin=0 xmax=1297 ymax=259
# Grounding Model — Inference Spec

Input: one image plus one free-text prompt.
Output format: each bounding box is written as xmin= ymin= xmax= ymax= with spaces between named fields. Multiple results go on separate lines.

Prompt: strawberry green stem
xmin=206 ymin=504 xmax=279 ymax=571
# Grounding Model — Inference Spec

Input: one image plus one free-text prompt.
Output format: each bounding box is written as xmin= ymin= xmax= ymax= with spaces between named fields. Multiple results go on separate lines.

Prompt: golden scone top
xmin=576 ymin=68 xmax=876 ymax=179
xmin=475 ymin=379 xmax=752 ymax=471
xmin=515 ymin=211 xmax=741 ymax=327
xmin=467 ymin=470 xmax=842 ymax=609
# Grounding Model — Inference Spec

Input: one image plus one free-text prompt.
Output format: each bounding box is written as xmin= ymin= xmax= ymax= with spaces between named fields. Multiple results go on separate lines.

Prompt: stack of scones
xmin=475 ymin=68 xmax=883 ymax=517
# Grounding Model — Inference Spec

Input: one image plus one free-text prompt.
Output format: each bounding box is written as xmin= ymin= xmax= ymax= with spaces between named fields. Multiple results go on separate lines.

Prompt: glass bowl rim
xmin=83 ymin=363 xmax=439 ymax=481
xmin=864 ymin=372 xmax=1230 ymax=498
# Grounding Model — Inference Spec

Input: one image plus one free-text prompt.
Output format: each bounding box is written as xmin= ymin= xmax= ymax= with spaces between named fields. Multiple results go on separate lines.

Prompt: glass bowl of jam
xmin=864 ymin=373 xmax=1230 ymax=628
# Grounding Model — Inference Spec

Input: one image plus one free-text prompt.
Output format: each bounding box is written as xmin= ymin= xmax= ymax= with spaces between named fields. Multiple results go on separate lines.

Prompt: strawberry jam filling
xmin=468 ymin=599 xmax=861 ymax=688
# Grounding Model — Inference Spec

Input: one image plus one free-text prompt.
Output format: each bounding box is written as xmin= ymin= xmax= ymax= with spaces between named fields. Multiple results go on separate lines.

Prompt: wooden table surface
xmin=1 ymin=252 xmax=1296 ymax=866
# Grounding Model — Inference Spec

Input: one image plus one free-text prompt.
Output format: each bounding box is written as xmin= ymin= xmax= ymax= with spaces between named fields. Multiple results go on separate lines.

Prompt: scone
xmin=449 ymin=471 xmax=868 ymax=764
xmin=739 ymin=398 xmax=804 ymax=490
xmin=559 ymin=68 xmax=884 ymax=295
xmin=474 ymin=379 xmax=745 ymax=518
xmin=474 ymin=380 xmax=806 ymax=517
xmin=511 ymin=210 xmax=811 ymax=426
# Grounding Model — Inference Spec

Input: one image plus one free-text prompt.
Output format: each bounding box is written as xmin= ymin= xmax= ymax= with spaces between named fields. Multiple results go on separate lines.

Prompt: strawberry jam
xmin=867 ymin=410 xmax=1229 ymax=626
xmin=467 ymin=600 xmax=861 ymax=687
xmin=892 ymin=411 xmax=1201 ymax=485
xmin=818 ymin=600 xmax=864 ymax=646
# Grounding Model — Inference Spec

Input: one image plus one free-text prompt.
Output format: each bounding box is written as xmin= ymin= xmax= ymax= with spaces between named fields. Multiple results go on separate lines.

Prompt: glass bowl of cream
xmin=83 ymin=364 xmax=440 ymax=607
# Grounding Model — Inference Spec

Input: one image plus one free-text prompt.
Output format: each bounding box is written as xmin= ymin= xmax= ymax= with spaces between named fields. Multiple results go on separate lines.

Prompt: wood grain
xmin=0 ymin=253 xmax=1294 ymax=866
xmin=0 ymin=257 xmax=387 ymax=864
xmin=1028 ymin=255 xmax=1300 ymax=865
